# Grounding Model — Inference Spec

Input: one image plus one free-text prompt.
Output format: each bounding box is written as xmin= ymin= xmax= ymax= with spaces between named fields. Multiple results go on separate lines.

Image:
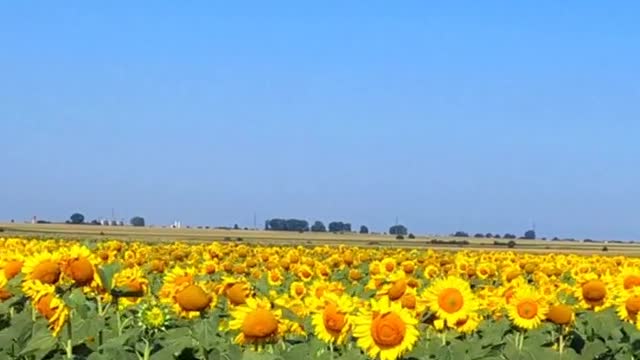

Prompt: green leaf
xmin=580 ymin=339 xmax=608 ymax=359
xmin=242 ymin=350 xmax=281 ymax=360
xmin=254 ymin=276 xmax=270 ymax=296
xmin=18 ymin=327 xmax=57 ymax=358
xmin=281 ymin=343 xmax=309 ymax=360
xmin=152 ymin=328 xmax=194 ymax=359
xmin=191 ymin=316 xmax=221 ymax=351
xmin=97 ymin=263 xmax=121 ymax=291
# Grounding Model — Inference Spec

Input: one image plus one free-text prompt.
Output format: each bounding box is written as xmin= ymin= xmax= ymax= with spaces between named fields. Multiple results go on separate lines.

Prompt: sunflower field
xmin=1 ymin=237 xmax=640 ymax=360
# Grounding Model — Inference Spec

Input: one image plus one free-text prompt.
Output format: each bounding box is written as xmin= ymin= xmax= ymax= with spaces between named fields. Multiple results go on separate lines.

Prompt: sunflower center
xmin=349 ymin=269 xmax=363 ymax=281
xmin=4 ymin=260 xmax=23 ymax=280
xmin=32 ymin=260 xmax=61 ymax=284
xmin=403 ymin=263 xmax=415 ymax=274
xmin=388 ymin=279 xmax=407 ymax=301
xmin=175 ymin=284 xmax=211 ymax=312
xmin=371 ymin=312 xmax=406 ymax=347
xmin=582 ymin=280 xmax=606 ymax=304
xmin=384 ymin=262 xmax=395 ymax=273
xmin=269 ymin=272 xmax=281 ymax=283
xmin=294 ymin=285 xmax=305 ymax=297
xmin=625 ymin=296 xmax=640 ymax=315
xmin=546 ymin=304 xmax=573 ymax=325
xmin=516 ymin=300 xmax=539 ymax=320
xmin=624 ymin=275 xmax=640 ymax=290
xmin=36 ymin=293 xmax=57 ymax=319
xmin=401 ymin=294 xmax=416 ymax=309
xmin=242 ymin=308 xmax=279 ymax=338
xmin=0 ymin=288 xmax=13 ymax=301
xmin=69 ymin=257 xmax=94 ymax=286
xmin=437 ymin=288 xmax=464 ymax=313
xmin=226 ymin=283 xmax=247 ymax=306
xmin=323 ymin=303 xmax=347 ymax=333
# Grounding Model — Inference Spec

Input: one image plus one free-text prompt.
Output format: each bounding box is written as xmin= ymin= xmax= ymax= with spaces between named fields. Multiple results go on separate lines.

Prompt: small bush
xmin=368 ymin=241 xmax=380 ymax=246
xmin=236 ymin=237 xmax=244 ymax=242
xmin=507 ymin=240 xmax=516 ymax=248
xmin=99 ymin=231 xmax=105 ymax=236
xmin=396 ymin=235 xmax=405 ymax=240
xmin=408 ymin=233 xmax=416 ymax=239
xmin=602 ymin=246 xmax=608 ymax=252
xmin=224 ymin=237 xmax=231 ymax=241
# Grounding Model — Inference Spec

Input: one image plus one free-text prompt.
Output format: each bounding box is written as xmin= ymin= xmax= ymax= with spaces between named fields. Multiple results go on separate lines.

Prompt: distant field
xmin=1 ymin=222 xmax=638 ymax=255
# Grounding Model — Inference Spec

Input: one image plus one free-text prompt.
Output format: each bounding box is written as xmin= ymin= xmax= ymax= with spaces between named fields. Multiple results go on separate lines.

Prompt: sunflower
xmin=112 ymin=267 xmax=149 ymax=309
xmin=22 ymin=281 xmax=69 ymax=336
xmin=423 ymin=276 xmax=480 ymax=327
xmin=353 ymin=297 xmax=419 ymax=360
xmin=62 ymin=245 xmax=98 ymax=287
xmin=218 ymin=276 xmax=252 ymax=307
xmin=0 ymin=274 xmax=12 ymax=301
xmin=289 ymin=281 xmax=307 ymax=300
xmin=3 ymin=258 xmax=24 ymax=280
xmin=381 ymin=258 xmax=397 ymax=275
xmin=507 ymin=286 xmax=548 ymax=330
xmin=228 ymin=297 xmax=285 ymax=346
xmin=575 ymin=274 xmax=613 ymax=311
xmin=267 ymin=269 xmax=283 ymax=287
xmin=546 ymin=303 xmax=574 ymax=326
xmin=312 ymin=293 xmax=355 ymax=345
xmin=295 ymin=265 xmax=314 ymax=282
xmin=616 ymin=287 xmax=640 ymax=324
xmin=618 ymin=265 xmax=640 ymax=291
xmin=22 ymin=252 xmax=62 ymax=285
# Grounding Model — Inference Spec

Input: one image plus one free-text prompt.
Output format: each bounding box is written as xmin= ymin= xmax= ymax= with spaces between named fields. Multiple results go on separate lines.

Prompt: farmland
xmin=1 ymin=223 xmax=638 ymax=255
xmin=1 ymin=231 xmax=640 ymax=359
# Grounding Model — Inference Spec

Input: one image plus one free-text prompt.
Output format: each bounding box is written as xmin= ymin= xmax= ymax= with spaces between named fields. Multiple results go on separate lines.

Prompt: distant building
xmin=100 ymin=219 xmax=109 ymax=226
xmin=171 ymin=221 xmax=182 ymax=229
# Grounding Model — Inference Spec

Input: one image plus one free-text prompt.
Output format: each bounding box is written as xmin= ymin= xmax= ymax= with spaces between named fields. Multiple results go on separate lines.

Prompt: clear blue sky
xmin=2 ymin=1 xmax=639 ymax=240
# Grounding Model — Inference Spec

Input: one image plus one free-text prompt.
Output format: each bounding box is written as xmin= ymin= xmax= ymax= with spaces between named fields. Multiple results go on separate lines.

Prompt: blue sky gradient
xmin=1 ymin=1 xmax=639 ymax=239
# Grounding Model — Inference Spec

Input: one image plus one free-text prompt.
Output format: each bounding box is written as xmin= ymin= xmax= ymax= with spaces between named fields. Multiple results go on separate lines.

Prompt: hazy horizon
xmin=2 ymin=2 xmax=639 ymax=241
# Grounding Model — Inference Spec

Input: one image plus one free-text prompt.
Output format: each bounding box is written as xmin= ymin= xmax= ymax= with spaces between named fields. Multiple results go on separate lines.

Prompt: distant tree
xmin=90 ymin=219 xmax=100 ymax=225
xmin=474 ymin=233 xmax=485 ymax=238
xmin=265 ymin=218 xmax=309 ymax=232
xmin=504 ymin=233 xmax=517 ymax=239
xmin=408 ymin=233 xmax=416 ymax=239
xmin=359 ymin=225 xmax=369 ymax=234
xmin=389 ymin=225 xmax=408 ymax=236
xmin=523 ymin=230 xmax=536 ymax=240
xmin=328 ymin=222 xmax=351 ymax=233
xmin=485 ymin=233 xmax=493 ymax=238
xmin=70 ymin=213 xmax=85 ymax=224
xmin=233 ymin=224 xmax=240 ymax=230
xmin=453 ymin=231 xmax=469 ymax=237
xmin=311 ymin=221 xmax=327 ymax=232
xmin=130 ymin=216 xmax=145 ymax=227
xmin=494 ymin=234 xmax=501 ymax=239
xmin=552 ymin=237 xmax=560 ymax=241
xmin=507 ymin=240 xmax=516 ymax=248
xmin=396 ymin=235 xmax=405 ymax=240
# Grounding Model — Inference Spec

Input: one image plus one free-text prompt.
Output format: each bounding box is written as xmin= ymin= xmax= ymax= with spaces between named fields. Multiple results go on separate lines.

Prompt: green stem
xmin=441 ymin=332 xmax=447 ymax=345
xmin=143 ymin=338 xmax=151 ymax=360
xmin=558 ymin=332 xmax=564 ymax=354
xmin=329 ymin=342 xmax=334 ymax=360
xmin=115 ymin=297 xmax=122 ymax=336
xmin=65 ymin=319 xmax=73 ymax=359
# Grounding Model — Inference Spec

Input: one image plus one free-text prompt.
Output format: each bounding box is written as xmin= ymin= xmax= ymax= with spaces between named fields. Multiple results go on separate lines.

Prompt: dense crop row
xmin=0 ymin=237 xmax=639 ymax=359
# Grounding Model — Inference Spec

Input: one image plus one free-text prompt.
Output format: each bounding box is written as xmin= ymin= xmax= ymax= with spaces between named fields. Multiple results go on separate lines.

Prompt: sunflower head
xmin=507 ymin=286 xmax=549 ymax=330
xmin=353 ymin=297 xmax=419 ymax=360
xmin=423 ymin=276 xmax=480 ymax=328
xmin=228 ymin=297 xmax=285 ymax=346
